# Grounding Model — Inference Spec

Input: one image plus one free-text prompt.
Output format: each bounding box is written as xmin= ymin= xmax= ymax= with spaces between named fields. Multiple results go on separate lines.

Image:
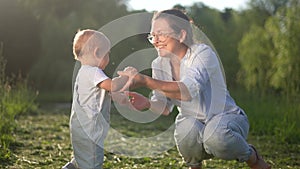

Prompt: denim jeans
xmin=174 ymin=112 xmax=251 ymax=167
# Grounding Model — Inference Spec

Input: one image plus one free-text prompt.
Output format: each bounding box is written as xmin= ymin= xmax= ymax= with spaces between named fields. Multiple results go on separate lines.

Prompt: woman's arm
xmin=139 ymin=74 xmax=191 ymax=101
xmin=118 ymin=67 xmax=191 ymax=101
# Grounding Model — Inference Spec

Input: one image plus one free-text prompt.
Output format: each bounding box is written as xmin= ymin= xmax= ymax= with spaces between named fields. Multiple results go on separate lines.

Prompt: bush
xmin=0 ymin=42 xmax=38 ymax=162
xmin=231 ymin=88 xmax=300 ymax=144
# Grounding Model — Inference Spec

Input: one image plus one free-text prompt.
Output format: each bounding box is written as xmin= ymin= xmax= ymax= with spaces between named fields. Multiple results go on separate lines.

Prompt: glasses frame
xmin=147 ymin=31 xmax=176 ymax=44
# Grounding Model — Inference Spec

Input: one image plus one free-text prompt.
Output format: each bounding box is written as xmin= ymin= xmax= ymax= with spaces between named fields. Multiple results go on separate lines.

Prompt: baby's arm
xmin=118 ymin=67 xmax=192 ymax=101
xmin=97 ymin=76 xmax=128 ymax=92
xmin=98 ymin=77 xmax=130 ymax=106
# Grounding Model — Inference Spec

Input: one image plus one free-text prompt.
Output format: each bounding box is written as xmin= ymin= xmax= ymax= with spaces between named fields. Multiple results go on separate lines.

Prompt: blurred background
xmin=1 ymin=0 xmax=299 ymax=102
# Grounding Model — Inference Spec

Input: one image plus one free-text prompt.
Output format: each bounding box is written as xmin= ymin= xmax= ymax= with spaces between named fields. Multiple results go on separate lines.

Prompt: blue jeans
xmin=174 ymin=112 xmax=251 ymax=167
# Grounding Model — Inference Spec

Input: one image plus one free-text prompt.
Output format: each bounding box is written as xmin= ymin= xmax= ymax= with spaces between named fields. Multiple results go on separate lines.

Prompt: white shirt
xmin=151 ymin=44 xmax=241 ymax=122
xmin=72 ymin=65 xmax=111 ymax=142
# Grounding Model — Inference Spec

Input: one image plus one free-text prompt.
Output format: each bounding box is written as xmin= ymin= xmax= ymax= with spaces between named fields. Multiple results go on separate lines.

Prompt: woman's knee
xmin=203 ymin=126 xmax=248 ymax=160
xmin=174 ymin=117 xmax=204 ymax=144
xmin=203 ymin=127 xmax=230 ymax=149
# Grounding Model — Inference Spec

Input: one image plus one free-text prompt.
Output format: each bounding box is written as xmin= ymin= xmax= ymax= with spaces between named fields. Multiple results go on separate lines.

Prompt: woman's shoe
xmin=248 ymin=144 xmax=271 ymax=169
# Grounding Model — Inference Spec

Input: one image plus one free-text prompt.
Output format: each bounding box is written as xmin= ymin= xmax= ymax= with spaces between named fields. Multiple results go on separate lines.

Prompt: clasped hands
xmin=111 ymin=67 xmax=150 ymax=111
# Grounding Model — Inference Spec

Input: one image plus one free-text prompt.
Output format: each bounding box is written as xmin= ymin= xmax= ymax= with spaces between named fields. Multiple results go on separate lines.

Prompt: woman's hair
xmin=73 ymin=29 xmax=109 ymax=60
xmin=152 ymin=9 xmax=194 ymax=47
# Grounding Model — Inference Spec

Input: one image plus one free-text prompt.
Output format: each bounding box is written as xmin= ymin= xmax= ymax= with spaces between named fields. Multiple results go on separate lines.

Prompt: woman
xmin=118 ymin=9 xmax=271 ymax=169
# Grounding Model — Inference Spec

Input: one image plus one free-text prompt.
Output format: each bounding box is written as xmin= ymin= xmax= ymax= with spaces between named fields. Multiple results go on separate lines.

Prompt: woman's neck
xmin=175 ymin=45 xmax=189 ymax=60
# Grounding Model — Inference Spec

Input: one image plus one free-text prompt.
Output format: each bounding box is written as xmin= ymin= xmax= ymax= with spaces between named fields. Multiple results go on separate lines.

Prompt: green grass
xmin=231 ymin=89 xmax=300 ymax=144
xmin=1 ymin=86 xmax=299 ymax=168
xmin=36 ymin=90 xmax=72 ymax=103
xmin=2 ymin=96 xmax=299 ymax=169
xmin=0 ymin=47 xmax=39 ymax=164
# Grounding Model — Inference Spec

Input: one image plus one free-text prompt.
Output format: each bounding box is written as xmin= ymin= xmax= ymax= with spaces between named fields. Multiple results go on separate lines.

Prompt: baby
xmin=62 ymin=29 xmax=127 ymax=169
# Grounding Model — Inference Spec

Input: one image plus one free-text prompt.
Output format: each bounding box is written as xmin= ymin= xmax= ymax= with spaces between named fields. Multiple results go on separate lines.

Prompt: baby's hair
xmin=73 ymin=29 xmax=109 ymax=60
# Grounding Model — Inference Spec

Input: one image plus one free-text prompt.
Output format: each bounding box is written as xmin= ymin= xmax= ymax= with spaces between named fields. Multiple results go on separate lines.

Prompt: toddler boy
xmin=62 ymin=29 xmax=127 ymax=169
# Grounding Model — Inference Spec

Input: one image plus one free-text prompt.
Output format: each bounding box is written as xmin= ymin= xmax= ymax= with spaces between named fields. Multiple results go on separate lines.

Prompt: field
xmin=3 ymin=91 xmax=300 ymax=169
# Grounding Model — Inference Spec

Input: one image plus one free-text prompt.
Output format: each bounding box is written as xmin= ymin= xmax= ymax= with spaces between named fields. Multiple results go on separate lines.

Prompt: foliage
xmin=0 ymin=0 xmax=298 ymax=100
xmin=266 ymin=0 xmax=300 ymax=98
xmin=0 ymin=0 xmax=41 ymax=75
xmin=232 ymin=88 xmax=300 ymax=144
xmin=238 ymin=0 xmax=300 ymax=98
xmin=0 ymin=0 xmax=252 ymax=92
xmin=0 ymin=42 xmax=38 ymax=163
xmin=238 ymin=25 xmax=273 ymax=94
xmin=19 ymin=0 xmax=129 ymax=91
xmin=248 ymin=0 xmax=289 ymax=15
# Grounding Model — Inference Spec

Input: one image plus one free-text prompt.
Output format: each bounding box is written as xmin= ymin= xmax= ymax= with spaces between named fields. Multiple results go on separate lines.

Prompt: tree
xmin=19 ymin=0 xmax=129 ymax=90
xmin=0 ymin=0 xmax=41 ymax=75
xmin=238 ymin=0 xmax=300 ymax=98
xmin=249 ymin=0 xmax=289 ymax=15
xmin=266 ymin=0 xmax=300 ymax=98
xmin=238 ymin=25 xmax=273 ymax=94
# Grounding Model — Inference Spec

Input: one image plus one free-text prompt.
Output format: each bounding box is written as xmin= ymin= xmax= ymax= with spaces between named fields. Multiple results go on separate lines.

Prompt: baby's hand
xmin=117 ymin=67 xmax=139 ymax=91
xmin=111 ymin=92 xmax=130 ymax=106
xmin=117 ymin=66 xmax=138 ymax=79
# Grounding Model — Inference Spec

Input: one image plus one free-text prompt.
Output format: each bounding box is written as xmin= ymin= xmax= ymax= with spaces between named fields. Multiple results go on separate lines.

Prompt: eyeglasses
xmin=147 ymin=31 xmax=176 ymax=44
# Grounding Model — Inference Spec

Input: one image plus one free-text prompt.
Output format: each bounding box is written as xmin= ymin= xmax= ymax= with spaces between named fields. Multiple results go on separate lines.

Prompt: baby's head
xmin=73 ymin=29 xmax=111 ymax=68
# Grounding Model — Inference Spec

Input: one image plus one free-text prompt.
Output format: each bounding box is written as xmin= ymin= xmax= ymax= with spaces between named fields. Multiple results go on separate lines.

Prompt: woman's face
xmin=150 ymin=18 xmax=182 ymax=57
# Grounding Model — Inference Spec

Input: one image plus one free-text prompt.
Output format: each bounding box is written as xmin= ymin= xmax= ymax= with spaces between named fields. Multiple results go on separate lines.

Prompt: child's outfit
xmin=67 ymin=65 xmax=111 ymax=169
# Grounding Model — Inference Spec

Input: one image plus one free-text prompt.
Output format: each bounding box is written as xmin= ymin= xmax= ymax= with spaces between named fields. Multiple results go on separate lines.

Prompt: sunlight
xmin=127 ymin=0 xmax=248 ymax=11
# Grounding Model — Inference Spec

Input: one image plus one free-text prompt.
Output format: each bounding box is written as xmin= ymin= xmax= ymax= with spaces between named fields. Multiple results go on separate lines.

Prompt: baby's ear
xmin=94 ymin=47 xmax=101 ymax=58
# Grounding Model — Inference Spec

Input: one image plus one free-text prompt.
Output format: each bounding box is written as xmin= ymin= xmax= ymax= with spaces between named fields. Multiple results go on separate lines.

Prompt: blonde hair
xmin=72 ymin=29 xmax=110 ymax=60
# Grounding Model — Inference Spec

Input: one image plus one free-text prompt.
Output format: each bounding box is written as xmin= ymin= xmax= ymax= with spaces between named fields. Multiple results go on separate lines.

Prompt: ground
xmin=3 ymin=103 xmax=300 ymax=169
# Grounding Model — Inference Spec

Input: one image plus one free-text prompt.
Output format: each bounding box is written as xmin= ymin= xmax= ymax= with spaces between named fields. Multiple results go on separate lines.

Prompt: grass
xmin=231 ymin=89 xmax=300 ymax=144
xmin=36 ymin=90 xmax=72 ymax=103
xmin=0 ymin=44 xmax=39 ymax=164
xmin=2 ymin=98 xmax=300 ymax=169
